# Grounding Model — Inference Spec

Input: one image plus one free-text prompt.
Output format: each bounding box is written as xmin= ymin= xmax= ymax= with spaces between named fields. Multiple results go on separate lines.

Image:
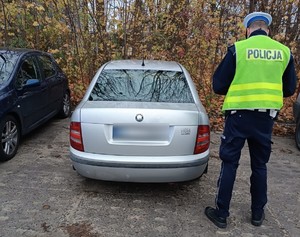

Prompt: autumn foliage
xmin=1 ymin=0 xmax=299 ymax=136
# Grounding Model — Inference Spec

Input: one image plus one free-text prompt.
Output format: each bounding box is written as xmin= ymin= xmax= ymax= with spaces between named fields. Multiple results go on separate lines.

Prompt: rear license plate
xmin=113 ymin=124 xmax=169 ymax=141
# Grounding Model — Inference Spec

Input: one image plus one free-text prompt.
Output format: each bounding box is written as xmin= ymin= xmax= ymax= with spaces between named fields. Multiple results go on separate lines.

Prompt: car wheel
xmin=295 ymin=119 xmax=300 ymax=150
xmin=58 ymin=91 xmax=71 ymax=118
xmin=0 ymin=116 xmax=20 ymax=162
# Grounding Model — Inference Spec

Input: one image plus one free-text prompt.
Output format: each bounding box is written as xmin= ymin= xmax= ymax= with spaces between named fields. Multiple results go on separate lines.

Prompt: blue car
xmin=0 ymin=48 xmax=71 ymax=161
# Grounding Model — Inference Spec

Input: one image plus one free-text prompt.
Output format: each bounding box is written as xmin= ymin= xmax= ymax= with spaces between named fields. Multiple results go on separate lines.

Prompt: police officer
xmin=205 ymin=12 xmax=297 ymax=228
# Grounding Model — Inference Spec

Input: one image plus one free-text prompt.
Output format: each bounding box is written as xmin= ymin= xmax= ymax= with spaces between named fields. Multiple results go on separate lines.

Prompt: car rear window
xmin=89 ymin=69 xmax=194 ymax=103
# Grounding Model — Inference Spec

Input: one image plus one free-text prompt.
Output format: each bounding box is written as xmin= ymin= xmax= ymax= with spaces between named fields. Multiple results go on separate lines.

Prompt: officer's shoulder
xmin=228 ymin=45 xmax=236 ymax=55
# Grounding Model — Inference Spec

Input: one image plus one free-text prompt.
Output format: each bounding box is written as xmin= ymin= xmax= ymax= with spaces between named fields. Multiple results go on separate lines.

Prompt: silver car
xmin=70 ymin=60 xmax=210 ymax=182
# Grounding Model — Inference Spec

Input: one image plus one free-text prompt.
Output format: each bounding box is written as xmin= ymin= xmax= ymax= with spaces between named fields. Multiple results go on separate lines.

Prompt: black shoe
xmin=251 ymin=212 xmax=265 ymax=226
xmin=205 ymin=206 xmax=227 ymax=228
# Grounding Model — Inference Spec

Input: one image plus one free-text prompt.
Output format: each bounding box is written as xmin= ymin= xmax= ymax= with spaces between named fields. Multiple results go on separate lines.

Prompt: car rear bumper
xmin=70 ymin=147 xmax=209 ymax=183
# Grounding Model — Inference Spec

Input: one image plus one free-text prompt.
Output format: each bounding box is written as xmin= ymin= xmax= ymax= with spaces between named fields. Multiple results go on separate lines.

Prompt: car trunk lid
xmin=79 ymin=101 xmax=202 ymax=156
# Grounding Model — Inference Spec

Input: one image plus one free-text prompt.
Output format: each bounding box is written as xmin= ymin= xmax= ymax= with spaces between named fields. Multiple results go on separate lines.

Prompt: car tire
xmin=58 ymin=91 xmax=71 ymax=118
xmin=0 ymin=115 xmax=20 ymax=162
xmin=295 ymin=119 xmax=300 ymax=150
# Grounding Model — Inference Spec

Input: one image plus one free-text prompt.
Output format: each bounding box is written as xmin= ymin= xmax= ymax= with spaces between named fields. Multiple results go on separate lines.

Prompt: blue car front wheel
xmin=0 ymin=115 xmax=20 ymax=162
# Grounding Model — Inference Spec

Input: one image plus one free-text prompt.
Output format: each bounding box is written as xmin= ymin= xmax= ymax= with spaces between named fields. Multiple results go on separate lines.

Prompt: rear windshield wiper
xmin=0 ymin=54 xmax=6 ymax=72
xmin=0 ymin=54 xmax=6 ymax=63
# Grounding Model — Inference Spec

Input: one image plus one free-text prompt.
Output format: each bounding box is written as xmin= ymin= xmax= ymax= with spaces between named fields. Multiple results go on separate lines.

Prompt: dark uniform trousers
xmin=216 ymin=110 xmax=274 ymax=218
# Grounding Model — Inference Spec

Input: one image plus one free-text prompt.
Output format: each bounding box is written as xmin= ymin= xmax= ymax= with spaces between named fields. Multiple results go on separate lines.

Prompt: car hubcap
xmin=63 ymin=94 xmax=70 ymax=115
xmin=1 ymin=120 xmax=18 ymax=155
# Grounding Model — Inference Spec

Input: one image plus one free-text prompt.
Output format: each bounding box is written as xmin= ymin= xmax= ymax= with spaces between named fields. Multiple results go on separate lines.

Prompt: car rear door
xmin=37 ymin=54 xmax=64 ymax=114
xmin=15 ymin=54 xmax=49 ymax=131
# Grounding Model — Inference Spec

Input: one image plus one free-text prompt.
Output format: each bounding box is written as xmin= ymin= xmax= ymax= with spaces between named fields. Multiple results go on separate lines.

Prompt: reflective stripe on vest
xmin=222 ymin=35 xmax=290 ymax=111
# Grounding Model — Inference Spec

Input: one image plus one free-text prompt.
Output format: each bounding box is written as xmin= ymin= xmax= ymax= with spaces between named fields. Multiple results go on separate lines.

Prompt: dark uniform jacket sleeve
xmin=282 ymin=54 xmax=297 ymax=97
xmin=212 ymin=45 xmax=236 ymax=95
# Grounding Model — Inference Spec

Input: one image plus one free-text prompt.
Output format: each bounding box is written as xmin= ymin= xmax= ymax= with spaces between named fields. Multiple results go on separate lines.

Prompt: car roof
xmin=0 ymin=47 xmax=45 ymax=56
xmin=103 ymin=60 xmax=183 ymax=71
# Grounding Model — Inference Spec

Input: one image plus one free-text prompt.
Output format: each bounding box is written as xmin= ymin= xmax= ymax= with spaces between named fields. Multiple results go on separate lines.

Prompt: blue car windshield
xmin=89 ymin=69 xmax=194 ymax=103
xmin=0 ymin=53 xmax=18 ymax=86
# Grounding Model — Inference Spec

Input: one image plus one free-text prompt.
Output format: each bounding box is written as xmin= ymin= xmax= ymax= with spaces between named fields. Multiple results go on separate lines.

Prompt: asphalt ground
xmin=0 ymin=117 xmax=299 ymax=237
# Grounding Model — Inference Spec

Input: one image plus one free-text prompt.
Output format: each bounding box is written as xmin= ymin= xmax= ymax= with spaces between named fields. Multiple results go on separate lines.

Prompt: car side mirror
xmin=23 ymin=79 xmax=40 ymax=88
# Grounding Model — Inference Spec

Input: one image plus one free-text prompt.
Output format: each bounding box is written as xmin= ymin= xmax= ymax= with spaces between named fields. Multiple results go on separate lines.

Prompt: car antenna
xmin=141 ymin=58 xmax=145 ymax=66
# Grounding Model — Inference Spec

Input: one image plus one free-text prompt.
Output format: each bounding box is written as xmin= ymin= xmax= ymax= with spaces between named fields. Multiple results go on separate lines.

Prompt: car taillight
xmin=194 ymin=125 xmax=210 ymax=154
xmin=70 ymin=122 xmax=84 ymax=151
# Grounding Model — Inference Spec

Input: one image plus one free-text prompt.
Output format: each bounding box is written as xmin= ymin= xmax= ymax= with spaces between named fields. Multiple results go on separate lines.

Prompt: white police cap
xmin=243 ymin=12 xmax=272 ymax=28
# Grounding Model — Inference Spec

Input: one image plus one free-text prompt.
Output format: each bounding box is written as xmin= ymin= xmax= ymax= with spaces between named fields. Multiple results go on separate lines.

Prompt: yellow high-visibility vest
xmin=222 ymin=35 xmax=290 ymax=111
